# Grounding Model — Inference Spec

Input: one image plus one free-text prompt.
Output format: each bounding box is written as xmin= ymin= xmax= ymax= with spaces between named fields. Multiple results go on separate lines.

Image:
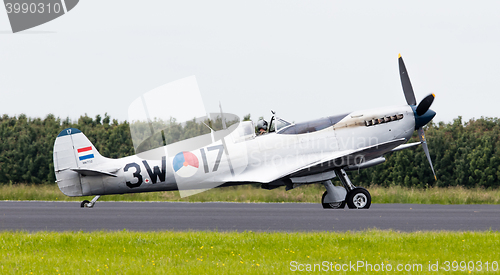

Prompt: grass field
xmin=1 ymin=183 xmax=500 ymax=204
xmin=2 ymin=185 xmax=500 ymax=274
xmin=1 ymin=230 xmax=499 ymax=274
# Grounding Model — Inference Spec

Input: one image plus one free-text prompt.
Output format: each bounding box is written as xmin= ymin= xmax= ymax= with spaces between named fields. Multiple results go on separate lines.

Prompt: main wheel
xmin=321 ymin=191 xmax=346 ymax=209
xmin=80 ymin=200 xmax=90 ymax=208
xmin=346 ymin=187 xmax=371 ymax=209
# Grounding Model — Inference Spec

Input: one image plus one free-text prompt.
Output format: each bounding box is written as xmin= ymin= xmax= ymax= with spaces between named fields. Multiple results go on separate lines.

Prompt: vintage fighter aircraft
xmin=53 ymin=54 xmax=436 ymax=209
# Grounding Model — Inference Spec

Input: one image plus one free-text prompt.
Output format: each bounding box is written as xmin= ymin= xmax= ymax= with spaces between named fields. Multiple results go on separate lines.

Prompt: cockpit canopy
xmin=276 ymin=114 xmax=348 ymax=135
xmin=275 ymin=118 xmax=291 ymax=132
xmin=268 ymin=117 xmax=292 ymax=133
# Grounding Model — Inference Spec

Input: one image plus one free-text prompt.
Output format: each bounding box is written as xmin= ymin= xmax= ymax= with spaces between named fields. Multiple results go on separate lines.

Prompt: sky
xmin=0 ymin=1 xmax=499 ymax=125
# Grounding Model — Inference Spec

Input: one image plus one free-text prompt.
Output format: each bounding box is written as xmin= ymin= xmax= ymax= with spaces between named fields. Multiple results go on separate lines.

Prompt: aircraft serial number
xmin=123 ymin=145 xmax=226 ymax=188
xmin=124 ymin=157 xmax=166 ymax=188
xmin=199 ymin=145 xmax=224 ymax=173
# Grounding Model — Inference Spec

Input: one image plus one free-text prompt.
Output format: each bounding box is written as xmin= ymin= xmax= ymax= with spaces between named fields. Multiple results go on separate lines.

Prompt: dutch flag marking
xmin=77 ymin=146 xmax=94 ymax=161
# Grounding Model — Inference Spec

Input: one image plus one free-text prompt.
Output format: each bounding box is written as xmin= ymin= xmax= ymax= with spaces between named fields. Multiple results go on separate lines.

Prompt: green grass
xmin=1 ymin=230 xmax=499 ymax=274
xmin=1 ymin=184 xmax=500 ymax=204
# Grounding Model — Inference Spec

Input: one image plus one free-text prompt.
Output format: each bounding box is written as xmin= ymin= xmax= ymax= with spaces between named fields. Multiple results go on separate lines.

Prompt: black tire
xmin=80 ymin=200 xmax=90 ymax=208
xmin=346 ymin=187 xmax=371 ymax=209
xmin=321 ymin=191 xmax=346 ymax=209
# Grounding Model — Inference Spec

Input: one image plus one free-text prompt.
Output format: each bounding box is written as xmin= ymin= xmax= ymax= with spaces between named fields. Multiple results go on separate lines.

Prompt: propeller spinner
xmin=398 ymin=54 xmax=437 ymax=180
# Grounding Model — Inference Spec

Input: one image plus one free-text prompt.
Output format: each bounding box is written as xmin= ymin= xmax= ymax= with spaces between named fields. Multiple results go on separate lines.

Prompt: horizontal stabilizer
xmin=71 ymin=168 xmax=118 ymax=177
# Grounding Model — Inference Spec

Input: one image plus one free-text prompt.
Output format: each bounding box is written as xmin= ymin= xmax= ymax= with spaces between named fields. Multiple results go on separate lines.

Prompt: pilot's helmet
xmin=257 ymin=119 xmax=268 ymax=131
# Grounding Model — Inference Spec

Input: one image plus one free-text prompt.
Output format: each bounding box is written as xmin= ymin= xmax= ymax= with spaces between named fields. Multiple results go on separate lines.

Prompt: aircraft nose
xmin=414 ymin=108 xmax=436 ymax=130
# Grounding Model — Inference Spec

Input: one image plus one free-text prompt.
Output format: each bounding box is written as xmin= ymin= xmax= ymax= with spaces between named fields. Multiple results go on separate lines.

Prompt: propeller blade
xmin=398 ymin=54 xmax=417 ymax=105
xmin=416 ymin=94 xmax=435 ymax=116
xmin=417 ymin=127 xmax=436 ymax=181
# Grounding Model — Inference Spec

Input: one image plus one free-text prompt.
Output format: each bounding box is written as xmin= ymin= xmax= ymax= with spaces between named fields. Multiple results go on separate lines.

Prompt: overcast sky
xmin=1 ymin=1 xmax=499 ymax=125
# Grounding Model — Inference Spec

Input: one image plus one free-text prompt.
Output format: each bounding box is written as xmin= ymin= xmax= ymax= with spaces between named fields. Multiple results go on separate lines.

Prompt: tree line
xmin=0 ymin=113 xmax=499 ymax=188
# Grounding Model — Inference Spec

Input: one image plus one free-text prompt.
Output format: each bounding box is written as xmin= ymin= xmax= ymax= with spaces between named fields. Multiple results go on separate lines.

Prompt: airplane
xmin=53 ymin=54 xmax=436 ymax=209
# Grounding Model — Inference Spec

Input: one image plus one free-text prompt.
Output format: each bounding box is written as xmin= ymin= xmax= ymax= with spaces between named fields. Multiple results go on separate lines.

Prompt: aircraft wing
xmin=276 ymin=138 xmax=408 ymax=180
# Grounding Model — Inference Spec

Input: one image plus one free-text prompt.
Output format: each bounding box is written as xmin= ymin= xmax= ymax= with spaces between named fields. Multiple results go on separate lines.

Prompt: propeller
xmin=416 ymin=94 xmax=435 ymax=116
xmin=398 ymin=54 xmax=437 ymax=180
xmin=398 ymin=54 xmax=417 ymax=106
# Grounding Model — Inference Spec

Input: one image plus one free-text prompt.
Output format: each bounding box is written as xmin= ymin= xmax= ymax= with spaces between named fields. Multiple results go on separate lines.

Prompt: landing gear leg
xmin=334 ymin=168 xmax=356 ymax=191
xmin=81 ymin=195 xmax=101 ymax=208
xmin=334 ymin=168 xmax=371 ymax=209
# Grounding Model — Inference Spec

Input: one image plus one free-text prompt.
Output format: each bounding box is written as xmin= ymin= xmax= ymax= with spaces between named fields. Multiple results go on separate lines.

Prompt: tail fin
xmin=53 ymin=128 xmax=105 ymax=196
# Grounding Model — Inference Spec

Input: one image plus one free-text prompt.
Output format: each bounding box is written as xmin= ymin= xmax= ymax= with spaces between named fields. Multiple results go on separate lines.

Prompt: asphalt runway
xmin=1 ymin=201 xmax=499 ymax=232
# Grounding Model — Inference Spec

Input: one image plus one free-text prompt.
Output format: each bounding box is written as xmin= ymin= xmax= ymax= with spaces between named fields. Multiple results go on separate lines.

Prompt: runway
xmin=1 ymin=201 xmax=499 ymax=232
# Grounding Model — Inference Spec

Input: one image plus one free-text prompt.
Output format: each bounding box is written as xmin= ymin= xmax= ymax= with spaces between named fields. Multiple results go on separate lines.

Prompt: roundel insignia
xmin=172 ymin=151 xmax=199 ymax=178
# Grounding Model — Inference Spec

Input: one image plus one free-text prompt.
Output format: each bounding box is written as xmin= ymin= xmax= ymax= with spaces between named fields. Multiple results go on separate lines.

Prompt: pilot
xmin=256 ymin=119 xmax=268 ymax=135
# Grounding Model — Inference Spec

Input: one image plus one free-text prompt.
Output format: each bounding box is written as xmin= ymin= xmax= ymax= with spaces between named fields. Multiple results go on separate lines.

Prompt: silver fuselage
xmin=55 ymin=105 xmax=416 ymax=197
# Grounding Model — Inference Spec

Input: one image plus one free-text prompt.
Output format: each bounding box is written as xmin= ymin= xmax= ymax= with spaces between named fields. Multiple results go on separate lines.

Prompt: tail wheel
xmin=80 ymin=200 xmax=90 ymax=208
xmin=346 ymin=187 xmax=371 ymax=209
xmin=321 ymin=191 xmax=346 ymax=209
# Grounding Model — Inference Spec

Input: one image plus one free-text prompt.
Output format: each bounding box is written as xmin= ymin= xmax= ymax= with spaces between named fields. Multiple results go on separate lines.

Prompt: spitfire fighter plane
xmin=53 ymin=55 xmax=436 ymax=209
